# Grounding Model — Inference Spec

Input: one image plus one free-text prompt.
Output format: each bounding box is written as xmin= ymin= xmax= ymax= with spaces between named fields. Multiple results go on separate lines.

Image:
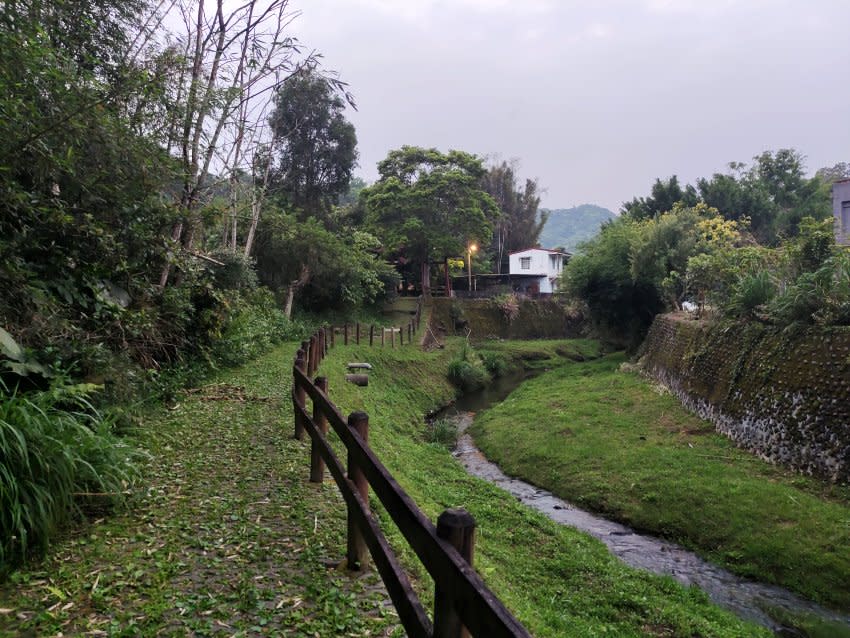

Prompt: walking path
xmin=0 ymin=345 xmax=402 ymax=637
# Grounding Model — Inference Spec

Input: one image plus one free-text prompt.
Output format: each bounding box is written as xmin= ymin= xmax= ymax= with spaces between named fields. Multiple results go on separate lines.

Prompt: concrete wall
xmin=638 ymin=314 xmax=850 ymax=482
xmin=429 ymin=297 xmax=582 ymax=340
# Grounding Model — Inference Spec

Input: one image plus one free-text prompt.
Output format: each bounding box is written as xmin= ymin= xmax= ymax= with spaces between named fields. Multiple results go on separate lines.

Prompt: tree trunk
xmin=420 ymin=259 xmax=431 ymax=297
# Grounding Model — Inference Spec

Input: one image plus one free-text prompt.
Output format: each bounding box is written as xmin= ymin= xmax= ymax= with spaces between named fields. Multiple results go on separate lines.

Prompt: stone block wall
xmin=638 ymin=314 xmax=850 ymax=482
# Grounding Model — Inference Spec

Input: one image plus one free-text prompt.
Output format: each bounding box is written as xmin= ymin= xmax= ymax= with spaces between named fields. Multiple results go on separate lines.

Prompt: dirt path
xmin=0 ymin=345 xmax=402 ymax=637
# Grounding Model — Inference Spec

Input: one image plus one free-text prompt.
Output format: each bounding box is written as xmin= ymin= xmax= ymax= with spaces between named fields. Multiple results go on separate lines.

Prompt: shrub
xmin=426 ymin=418 xmax=458 ymax=448
xmin=447 ymin=359 xmax=488 ymax=393
xmin=491 ymin=293 xmax=520 ymax=323
xmin=0 ymin=380 xmax=140 ymax=570
xmin=479 ymin=350 xmax=509 ymax=378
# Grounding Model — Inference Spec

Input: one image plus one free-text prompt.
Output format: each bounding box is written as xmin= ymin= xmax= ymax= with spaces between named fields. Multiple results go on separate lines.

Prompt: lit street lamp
xmin=467 ymin=243 xmax=477 ymax=291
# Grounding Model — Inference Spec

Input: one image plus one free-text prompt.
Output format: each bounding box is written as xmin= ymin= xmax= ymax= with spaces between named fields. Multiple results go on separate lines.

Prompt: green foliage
xmin=726 ymin=271 xmax=777 ymax=317
xmin=363 ymin=146 xmax=496 ymax=292
xmin=211 ymin=289 xmax=306 ymax=367
xmin=561 ymin=218 xmax=665 ymax=347
xmin=255 ymin=212 xmax=398 ymax=311
xmin=446 ymin=345 xmax=490 ymax=392
xmin=481 ymin=161 xmax=544 ymax=271
xmin=425 ymin=418 xmax=458 ymax=448
xmin=268 ymin=69 xmax=358 ymax=220
xmin=478 ymin=350 xmax=510 ymax=378
xmin=0 ymin=380 xmax=140 ymax=570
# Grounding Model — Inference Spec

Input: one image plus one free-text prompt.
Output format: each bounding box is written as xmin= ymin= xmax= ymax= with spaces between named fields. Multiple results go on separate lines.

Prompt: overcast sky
xmin=290 ymin=0 xmax=850 ymax=212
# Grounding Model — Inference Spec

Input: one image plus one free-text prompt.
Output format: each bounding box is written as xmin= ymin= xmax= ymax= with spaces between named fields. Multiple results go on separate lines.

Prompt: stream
xmin=434 ymin=370 xmax=850 ymax=636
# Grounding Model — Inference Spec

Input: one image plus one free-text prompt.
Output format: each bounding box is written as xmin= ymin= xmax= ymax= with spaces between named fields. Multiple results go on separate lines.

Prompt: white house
xmin=508 ymin=248 xmax=570 ymax=295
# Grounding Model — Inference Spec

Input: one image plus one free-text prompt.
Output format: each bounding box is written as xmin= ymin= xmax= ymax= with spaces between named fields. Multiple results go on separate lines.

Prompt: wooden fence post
xmin=301 ymin=339 xmax=311 ymax=376
xmin=408 ymin=321 xmax=412 ymax=344
xmin=381 ymin=327 xmax=385 ymax=347
xmin=309 ymin=377 xmax=329 ymax=483
xmin=330 ymin=326 xmax=335 ymax=348
xmin=391 ymin=327 xmax=395 ymax=348
xmin=308 ymin=335 xmax=317 ymax=376
xmin=369 ymin=324 xmax=374 ymax=347
xmin=293 ymin=350 xmax=307 ymax=441
xmin=400 ymin=325 xmax=404 ymax=346
xmin=434 ymin=508 xmax=476 ymax=638
xmin=344 ymin=323 xmax=349 ymax=346
xmin=356 ymin=322 xmax=360 ymax=345
xmin=347 ymin=411 xmax=370 ymax=570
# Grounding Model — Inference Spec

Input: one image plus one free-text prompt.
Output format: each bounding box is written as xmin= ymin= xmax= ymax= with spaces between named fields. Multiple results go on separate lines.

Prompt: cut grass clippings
xmin=472 ymin=351 xmax=850 ymax=613
xmin=0 ymin=343 xmax=403 ymax=637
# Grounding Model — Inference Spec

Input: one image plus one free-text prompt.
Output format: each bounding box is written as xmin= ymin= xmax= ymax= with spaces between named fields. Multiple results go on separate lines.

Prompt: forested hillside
xmin=538 ymin=204 xmax=616 ymax=251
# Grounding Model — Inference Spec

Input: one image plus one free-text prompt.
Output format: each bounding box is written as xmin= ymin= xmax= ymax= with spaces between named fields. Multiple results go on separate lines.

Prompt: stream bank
xmin=435 ymin=367 xmax=850 ymax=637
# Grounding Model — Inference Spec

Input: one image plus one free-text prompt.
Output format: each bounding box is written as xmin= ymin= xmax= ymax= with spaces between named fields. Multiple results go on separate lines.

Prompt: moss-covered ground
xmin=472 ymin=348 xmax=850 ymax=618
xmin=0 ymin=337 xmax=773 ymax=637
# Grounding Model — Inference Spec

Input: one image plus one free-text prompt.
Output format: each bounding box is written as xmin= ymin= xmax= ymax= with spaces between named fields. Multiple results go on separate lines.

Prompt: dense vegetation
xmin=562 ymin=151 xmax=848 ymax=347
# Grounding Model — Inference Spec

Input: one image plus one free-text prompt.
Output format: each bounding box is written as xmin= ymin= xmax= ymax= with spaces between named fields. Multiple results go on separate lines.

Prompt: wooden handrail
xmin=290 ymin=317 xmax=531 ymax=638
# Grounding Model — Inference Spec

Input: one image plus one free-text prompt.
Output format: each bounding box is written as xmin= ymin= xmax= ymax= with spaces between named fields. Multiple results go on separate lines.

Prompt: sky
xmin=289 ymin=0 xmax=850 ymax=213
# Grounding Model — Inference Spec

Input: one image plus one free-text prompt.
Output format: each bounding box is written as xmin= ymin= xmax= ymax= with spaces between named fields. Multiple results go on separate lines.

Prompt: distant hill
xmin=538 ymin=204 xmax=616 ymax=252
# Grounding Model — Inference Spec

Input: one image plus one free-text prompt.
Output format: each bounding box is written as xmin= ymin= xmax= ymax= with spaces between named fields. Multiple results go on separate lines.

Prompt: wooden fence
xmin=291 ymin=328 xmax=531 ymax=638
xmin=326 ymin=298 xmax=423 ymax=349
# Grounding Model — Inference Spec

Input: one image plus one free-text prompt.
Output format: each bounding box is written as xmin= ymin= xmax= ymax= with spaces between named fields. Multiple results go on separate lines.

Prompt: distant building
xmin=834 ymin=179 xmax=850 ymax=245
xmin=508 ymin=248 xmax=570 ymax=295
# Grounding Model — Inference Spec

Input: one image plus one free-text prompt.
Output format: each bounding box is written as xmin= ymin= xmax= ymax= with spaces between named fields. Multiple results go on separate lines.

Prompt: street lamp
xmin=467 ymin=243 xmax=477 ymax=291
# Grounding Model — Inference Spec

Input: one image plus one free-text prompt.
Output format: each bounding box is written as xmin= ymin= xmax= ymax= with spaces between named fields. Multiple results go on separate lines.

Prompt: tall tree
xmin=363 ymin=147 xmax=496 ymax=295
xmin=622 ymin=175 xmax=698 ymax=220
xmin=268 ymin=68 xmax=358 ymax=221
xmin=481 ymin=161 xmax=546 ymax=273
xmin=158 ymin=0 xmax=312 ymax=287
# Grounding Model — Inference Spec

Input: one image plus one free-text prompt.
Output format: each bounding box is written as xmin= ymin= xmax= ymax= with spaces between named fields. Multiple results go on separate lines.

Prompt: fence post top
xmin=314 ymin=375 xmax=328 ymax=388
xmin=437 ymin=507 xmax=476 ymax=530
xmin=347 ymin=410 xmax=369 ymax=425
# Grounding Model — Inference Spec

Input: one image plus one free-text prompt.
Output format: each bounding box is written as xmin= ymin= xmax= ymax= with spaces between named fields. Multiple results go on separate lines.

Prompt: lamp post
xmin=467 ymin=243 xmax=477 ymax=291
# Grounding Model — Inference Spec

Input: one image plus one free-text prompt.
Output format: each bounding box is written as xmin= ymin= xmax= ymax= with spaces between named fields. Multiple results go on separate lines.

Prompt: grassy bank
xmin=471 ymin=351 xmax=850 ymax=615
xmin=316 ymin=338 xmax=767 ymax=637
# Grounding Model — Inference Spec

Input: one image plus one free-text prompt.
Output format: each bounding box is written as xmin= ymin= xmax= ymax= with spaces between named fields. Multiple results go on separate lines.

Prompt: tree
xmin=362 ymin=147 xmax=496 ymax=296
xmin=481 ymin=161 xmax=546 ymax=273
xmin=816 ymin=162 xmax=850 ymax=184
xmin=268 ymin=68 xmax=358 ymax=221
xmin=622 ymin=175 xmax=698 ymax=220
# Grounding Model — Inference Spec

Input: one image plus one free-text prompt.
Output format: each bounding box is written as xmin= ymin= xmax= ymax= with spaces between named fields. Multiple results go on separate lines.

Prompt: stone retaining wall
xmin=429 ymin=298 xmax=582 ymax=341
xmin=638 ymin=314 xmax=850 ymax=482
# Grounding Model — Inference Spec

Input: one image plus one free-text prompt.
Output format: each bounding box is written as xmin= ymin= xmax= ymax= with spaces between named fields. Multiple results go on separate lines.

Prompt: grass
xmin=0 ymin=336 xmax=793 ymax=636
xmin=471 ymin=351 xmax=850 ymax=614
xmin=311 ymin=338 xmax=768 ymax=637
xmin=0 ymin=345 xmax=402 ymax=637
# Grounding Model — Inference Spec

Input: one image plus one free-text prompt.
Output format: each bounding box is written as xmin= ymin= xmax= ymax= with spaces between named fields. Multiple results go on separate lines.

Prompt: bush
xmin=479 ymin=350 xmax=509 ymax=378
xmin=0 ymin=380 xmax=140 ymax=571
xmin=426 ymin=418 xmax=458 ymax=448
xmin=447 ymin=345 xmax=489 ymax=392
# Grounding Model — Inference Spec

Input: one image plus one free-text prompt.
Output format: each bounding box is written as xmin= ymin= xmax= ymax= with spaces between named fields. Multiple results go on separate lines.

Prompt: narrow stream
xmin=434 ymin=373 xmax=850 ymax=636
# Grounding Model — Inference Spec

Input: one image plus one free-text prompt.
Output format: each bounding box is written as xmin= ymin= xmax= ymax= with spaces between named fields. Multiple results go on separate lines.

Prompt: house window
xmin=520 ymin=257 xmax=531 ymax=269
xmin=549 ymin=254 xmax=560 ymax=271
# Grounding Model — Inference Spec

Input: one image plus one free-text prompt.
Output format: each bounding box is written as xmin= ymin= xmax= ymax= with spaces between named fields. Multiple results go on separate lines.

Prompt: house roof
xmin=508 ymin=247 xmax=571 ymax=256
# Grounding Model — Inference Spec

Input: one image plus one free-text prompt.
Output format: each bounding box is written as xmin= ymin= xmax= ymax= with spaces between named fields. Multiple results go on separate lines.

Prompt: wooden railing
xmin=291 ymin=329 xmax=531 ymax=638
xmin=326 ymin=297 xmax=423 ymax=349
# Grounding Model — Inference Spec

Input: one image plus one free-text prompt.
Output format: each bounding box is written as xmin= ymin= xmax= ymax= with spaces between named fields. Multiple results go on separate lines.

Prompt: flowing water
xmin=434 ymin=373 xmax=850 ymax=636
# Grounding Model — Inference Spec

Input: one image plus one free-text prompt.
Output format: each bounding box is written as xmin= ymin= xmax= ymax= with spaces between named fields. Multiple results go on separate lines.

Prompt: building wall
xmin=639 ymin=314 xmax=850 ymax=482
xmin=833 ymin=180 xmax=850 ymax=245
xmin=508 ymin=250 xmax=564 ymax=294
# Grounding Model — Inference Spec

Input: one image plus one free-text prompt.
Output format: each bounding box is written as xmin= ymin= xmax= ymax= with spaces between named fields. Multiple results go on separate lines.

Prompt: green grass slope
xmin=472 ymin=353 xmax=850 ymax=615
